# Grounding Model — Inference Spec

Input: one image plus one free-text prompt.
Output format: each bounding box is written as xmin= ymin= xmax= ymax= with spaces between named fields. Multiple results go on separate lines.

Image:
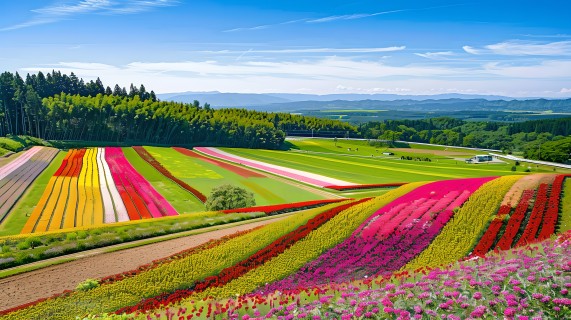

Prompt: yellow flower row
xmin=558 ymin=177 xmax=571 ymax=233
xmin=402 ymin=175 xmax=522 ymax=271
xmin=4 ymin=202 xmax=348 ymax=320
xmin=166 ymin=183 xmax=427 ymax=304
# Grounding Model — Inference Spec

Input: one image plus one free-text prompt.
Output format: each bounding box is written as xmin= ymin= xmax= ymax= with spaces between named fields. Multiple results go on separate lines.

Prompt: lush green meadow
xmin=121 ymin=148 xmax=205 ymax=213
xmin=220 ymin=138 xmax=566 ymax=185
xmin=144 ymin=147 xmax=326 ymax=206
xmin=0 ymin=151 xmax=64 ymax=236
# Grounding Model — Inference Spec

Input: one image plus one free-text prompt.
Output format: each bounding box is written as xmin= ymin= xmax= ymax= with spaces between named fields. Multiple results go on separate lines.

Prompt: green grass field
xmin=0 ymin=151 xmax=65 ymax=236
xmin=121 ymin=147 xmax=205 ymax=214
xmin=144 ymin=146 xmax=327 ymax=205
xmin=220 ymin=138 xmax=566 ymax=185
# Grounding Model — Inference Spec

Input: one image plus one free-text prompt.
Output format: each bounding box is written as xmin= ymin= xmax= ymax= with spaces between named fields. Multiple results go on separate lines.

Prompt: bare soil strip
xmin=0 ymin=217 xmax=285 ymax=311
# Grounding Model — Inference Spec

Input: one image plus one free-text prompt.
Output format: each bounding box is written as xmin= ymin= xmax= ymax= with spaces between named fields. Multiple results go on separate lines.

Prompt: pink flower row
xmin=262 ymin=177 xmax=495 ymax=291
xmin=194 ymin=147 xmax=355 ymax=188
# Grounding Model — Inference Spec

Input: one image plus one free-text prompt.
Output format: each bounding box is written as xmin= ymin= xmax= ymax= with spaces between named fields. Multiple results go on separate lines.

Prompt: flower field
xmin=143 ymin=146 xmax=329 ymax=206
xmin=4 ymin=173 xmax=569 ymax=319
xmin=194 ymin=147 xmax=356 ymax=188
xmin=20 ymin=147 xmax=177 ymax=233
xmin=0 ymin=146 xmax=58 ymax=223
xmin=143 ymin=230 xmax=571 ymax=320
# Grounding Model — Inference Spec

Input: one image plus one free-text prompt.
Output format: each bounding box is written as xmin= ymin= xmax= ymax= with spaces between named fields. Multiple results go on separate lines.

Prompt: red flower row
xmin=222 ymin=199 xmax=347 ymax=215
xmin=495 ymin=190 xmax=535 ymax=251
xmin=323 ymin=183 xmax=407 ymax=191
xmin=536 ymin=175 xmax=569 ymax=241
xmin=516 ymin=183 xmax=550 ymax=246
xmin=114 ymin=198 xmax=371 ymax=314
xmin=471 ymin=205 xmax=512 ymax=257
xmin=133 ymin=146 xmax=207 ymax=202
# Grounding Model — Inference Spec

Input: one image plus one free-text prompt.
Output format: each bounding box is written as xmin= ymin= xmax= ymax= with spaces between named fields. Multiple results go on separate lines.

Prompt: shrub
xmin=511 ymin=165 xmax=517 ymax=172
xmin=25 ymin=237 xmax=42 ymax=249
xmin=77 ymin=230 xmax=89 ymax=240
xmin=76 ymin=279 xmax=100 ymax=292
xmin=65 ymin=232 xmax=78 ymax=241
xmin=205 ymin=184 xmax=256 ymax=211
xmin=16 ymin=241 xmax=30 ymax=250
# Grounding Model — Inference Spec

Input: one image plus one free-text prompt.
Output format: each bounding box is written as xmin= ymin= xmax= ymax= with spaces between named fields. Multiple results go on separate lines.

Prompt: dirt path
xmin=0 ymin=217 xmax=285 ymax=311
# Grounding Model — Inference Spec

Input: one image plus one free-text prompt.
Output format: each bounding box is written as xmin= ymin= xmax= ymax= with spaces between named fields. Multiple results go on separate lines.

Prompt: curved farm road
xmin=0 ymin=216 xmax=286 ymax=311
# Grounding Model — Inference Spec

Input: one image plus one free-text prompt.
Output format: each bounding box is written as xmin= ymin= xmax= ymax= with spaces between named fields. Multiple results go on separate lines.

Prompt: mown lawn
xmin=0 ymin=151 xmax=65 ymax=236
xmin=121 ymin=147 xmax=205 ymax=214
xmin=144 ymin=146 xmax=326 ymax=205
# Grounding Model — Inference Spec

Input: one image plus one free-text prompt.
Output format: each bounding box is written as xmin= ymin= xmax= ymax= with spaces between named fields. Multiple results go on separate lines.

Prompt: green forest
xmin=361 ymin=117 xmax=571 ymax=163
xmin=0 ymin=70 xmax=569 ymax=163
xmin=0 ymin=71 xmax=354 ymax=149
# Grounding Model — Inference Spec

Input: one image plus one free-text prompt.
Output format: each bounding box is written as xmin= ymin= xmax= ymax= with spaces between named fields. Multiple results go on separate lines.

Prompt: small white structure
xmin=467 ymin=155 xmax=493 ymax=163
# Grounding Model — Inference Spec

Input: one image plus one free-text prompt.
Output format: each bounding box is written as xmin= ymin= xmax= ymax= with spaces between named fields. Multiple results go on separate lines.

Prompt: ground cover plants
xmin=0 ymin=211 xmax=263 ymax=269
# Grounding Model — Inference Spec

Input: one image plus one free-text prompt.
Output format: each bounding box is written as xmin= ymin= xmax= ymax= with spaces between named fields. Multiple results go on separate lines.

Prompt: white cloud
xmin=483 ymin=60 xmax=571 ymax=78
xmin=20 ymin=57 xmax=571 ymax=97
xmin=199 ymin=47 xmax=406 ymax=54
xmin=463 ymin=40 xmax=571 ymax=56
xmin=414 ymin=51 xmax=455 ymax=59
xmin=1 ymin=0 xmax=177 ymax=31
xmin=306 ymin=10 xmax=406 ymax=23
xmin=561 ymin=88 xmax=571 ymax=93
xmin=462 ymin=46 xmax=483 ymax=55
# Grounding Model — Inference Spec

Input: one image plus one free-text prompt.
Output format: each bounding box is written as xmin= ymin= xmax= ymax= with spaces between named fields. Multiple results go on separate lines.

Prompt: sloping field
xmin=4 ymin=174 xmax=570 ymax=319
xmin=144 ymin=146 xmax=328 ymax=206
xmin=195 ymin=147 xmax=356 ymax=187
xmin=216 ymin=147 xmax=528 ymax=184
xmin=20 ymin=147 xmax=177 ymax=233
xmin=0 ymin=147 xmax=59 ymax=223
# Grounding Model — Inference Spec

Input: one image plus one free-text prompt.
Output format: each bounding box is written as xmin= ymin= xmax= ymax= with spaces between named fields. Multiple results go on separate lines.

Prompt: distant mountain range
xmin=157 ymin=91 xmax=517 ymax=106
xmin=157 ymin=91 xmax=571 ymax=113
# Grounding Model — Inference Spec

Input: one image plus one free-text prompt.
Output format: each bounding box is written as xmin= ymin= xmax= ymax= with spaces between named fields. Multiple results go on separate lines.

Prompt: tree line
xmin=361 ymin=117 xmax=571 ymax=163
xmin=0 ymin=71 xmax=356 ymax=149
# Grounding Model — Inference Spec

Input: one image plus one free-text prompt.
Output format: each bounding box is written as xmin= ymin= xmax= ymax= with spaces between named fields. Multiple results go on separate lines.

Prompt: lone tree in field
xmin=205 ymin=184 xmax=256 ymax=211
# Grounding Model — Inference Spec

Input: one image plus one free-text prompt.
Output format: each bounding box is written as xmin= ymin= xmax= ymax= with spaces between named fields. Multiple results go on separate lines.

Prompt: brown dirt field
xmin=0 ymin=217 xmax=285 ymax=311
xmin=390 ymin=148 xmax=472 ymax=156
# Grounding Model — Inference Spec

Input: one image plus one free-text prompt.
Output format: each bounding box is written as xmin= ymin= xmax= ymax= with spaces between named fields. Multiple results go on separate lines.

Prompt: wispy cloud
xmin=1 ymin=0 xmax=177 ymax=31
xmin=224 ymin=4 xmax=465 ymax=32
xmin=414 ymin=51 xmax=455 ymax=60
xmin=306 ymin=9 xmax=406 ymax=23
xmin=463 ymin=40 xmax=571 ymax=56
xmin=224 ymin=19 xmax=306 ymax=32
xmin=199 ymin=47 xmax=406 ymax=54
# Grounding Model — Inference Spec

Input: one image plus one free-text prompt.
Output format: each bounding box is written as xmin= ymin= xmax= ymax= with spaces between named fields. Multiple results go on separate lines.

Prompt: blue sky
xmin=1 ymin=0 xmax=570 ymax=97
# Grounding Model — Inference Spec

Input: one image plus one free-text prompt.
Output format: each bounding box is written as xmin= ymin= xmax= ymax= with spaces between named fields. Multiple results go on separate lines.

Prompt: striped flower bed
xmin=0 ymin=147 xmax=58 ymax=223
xmin=222 ymin=199 xmax=347 ymax=215
xmin=22 ymin=147 xmax=177 ymax=233
xmin=323 ymin=183 xmax=408 ymax=191
xmin=133 ymin=146 xmax=207 ymax=202
xmin=194 ymin=147 xmax=355 ymax=188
